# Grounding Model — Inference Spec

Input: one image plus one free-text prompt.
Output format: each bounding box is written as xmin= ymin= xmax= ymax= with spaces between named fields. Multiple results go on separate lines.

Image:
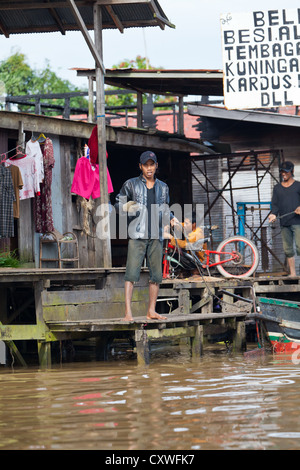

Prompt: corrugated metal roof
xmin=0 ymin=1 xmax=173 ymax=37
xmin=74 ymin=68 xmax=224 ymax=97
xmin=188 ymin=104 xmax=300 ymax=127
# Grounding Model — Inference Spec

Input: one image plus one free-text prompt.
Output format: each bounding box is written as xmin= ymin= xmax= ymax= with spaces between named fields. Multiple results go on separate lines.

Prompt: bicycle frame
xmin=163 ymin=225 xmax=258 ymax=279
xmin=201 ymin=249 xmax=239 ymax=269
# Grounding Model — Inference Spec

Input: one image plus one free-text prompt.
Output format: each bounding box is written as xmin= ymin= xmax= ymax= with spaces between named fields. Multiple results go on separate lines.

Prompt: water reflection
xmin=1 ymin=350 xmax=300 ymax=450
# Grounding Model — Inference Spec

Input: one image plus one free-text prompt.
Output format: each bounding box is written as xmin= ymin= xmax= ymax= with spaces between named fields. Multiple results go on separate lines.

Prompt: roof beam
xmin=66 ymin=0 xmax=105 ymax=74
xmin=105 ymin=5 xmax=124 ymax=33
xmin=0 ymin=20 xmax=9 ymax=38
xmin=95 ymin=0 xmax=152 ymax=4
xmin=151 ymin=2 xmax=166 ymax=30
xmin=45 ymin=0 xmax=66 ymax=35
xmin=0 ymin=1 xmax=90 ymax=10
xmin=95 ymin=0 xmax=175 ymax=28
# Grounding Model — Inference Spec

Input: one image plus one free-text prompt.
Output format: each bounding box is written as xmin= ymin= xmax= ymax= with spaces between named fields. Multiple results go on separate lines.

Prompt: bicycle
xmin=163 ymin=225 xmax=259 ymax=279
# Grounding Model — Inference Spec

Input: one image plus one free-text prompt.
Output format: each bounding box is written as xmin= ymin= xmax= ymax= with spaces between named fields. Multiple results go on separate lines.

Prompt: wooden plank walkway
xmin=46 ymin=312 xmax=247 ymax=331
xmin=45 ymin=312 xmax=248 ymax=365
xmin=0 ymin=267 xmax=300 ymax=366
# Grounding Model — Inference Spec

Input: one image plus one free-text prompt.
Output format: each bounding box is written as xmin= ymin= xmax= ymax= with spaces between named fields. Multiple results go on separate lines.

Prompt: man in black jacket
xmin=269 ymin=161 xmax=300 ymax=276
xmin=115 ymin=151 xmax=173 ymax=321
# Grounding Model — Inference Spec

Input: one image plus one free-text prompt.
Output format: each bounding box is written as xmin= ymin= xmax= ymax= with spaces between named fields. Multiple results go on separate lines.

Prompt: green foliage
xmin=0 ymin=51 xmax=34 ymax=96
xmin=0 ymin=51 xmax=177 ymax=116
xmin=0 ymin=251 xmax=20 ymax=268
xmin=0 ymin=50 xmax=88 ymax=115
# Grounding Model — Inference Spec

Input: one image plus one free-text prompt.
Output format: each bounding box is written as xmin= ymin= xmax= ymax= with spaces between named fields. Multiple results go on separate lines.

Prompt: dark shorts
xmin=125 ymin=239 xmax=163 ymax=284
xmin=281 ymin=225 xmax=300 ymax=258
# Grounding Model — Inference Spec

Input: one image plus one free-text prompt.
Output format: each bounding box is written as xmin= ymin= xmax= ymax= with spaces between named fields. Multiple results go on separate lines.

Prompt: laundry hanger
xmin=31 ymin=133 xmax=46 ymax=143
xmin=10 ymin=146 xmax=27 ymax=160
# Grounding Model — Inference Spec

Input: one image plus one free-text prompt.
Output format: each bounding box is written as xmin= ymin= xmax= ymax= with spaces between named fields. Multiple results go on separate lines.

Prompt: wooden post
xmin=137 ymin=92 xmax=143 ymax=127
xmin=38 ymin=341 xmax=51 ymax=368
xmin=0 ymin=322 xmax=27 ymax=367
xmin=190 ymin=324 xmax=203 ymax=359
xmin=232 ymin=321 xmax=246 ymax=352
xmin=135 ymin=329 xmax=150 ymax=366
xmin=178 ymin=96 xmax=184 ymax=134
xmin=94 ymin=4 xmax=112 ymax=268
xmin=179 ymin=289 xmax=190 ymax=314
xmin=88 ymin=76 xmax=94 ymax=122
xmin=96 ymin=333 xmax=111 ymax=361
xmin=18 ymin=120 xmax=24 ymax=148
xmin=34 ymin=280 xmax=52 ymax=367
xmin=201 ymin=287 xmax=214 ymax=313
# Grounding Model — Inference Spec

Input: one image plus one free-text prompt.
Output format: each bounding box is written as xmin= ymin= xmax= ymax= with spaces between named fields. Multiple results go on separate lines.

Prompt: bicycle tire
xmin=215 ymin=235 xmax=259 ymax=278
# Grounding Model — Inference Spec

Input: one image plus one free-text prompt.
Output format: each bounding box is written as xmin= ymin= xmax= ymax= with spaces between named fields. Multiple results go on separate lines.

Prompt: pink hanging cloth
xmin=72 ymin=125 xmax=113 ymax=199
xmin=71 ymin=156 xmax=114 ymax=200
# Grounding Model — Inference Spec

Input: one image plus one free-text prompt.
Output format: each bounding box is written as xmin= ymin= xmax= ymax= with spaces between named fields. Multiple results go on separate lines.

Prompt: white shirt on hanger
xmin=25 ymin=139 xmax=44 ymax=185
xmin=6 ymin=155 xmax=40 ymax=200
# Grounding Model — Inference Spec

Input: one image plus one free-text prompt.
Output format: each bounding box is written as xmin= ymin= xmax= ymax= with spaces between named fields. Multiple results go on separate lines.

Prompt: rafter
xmin=45 ymin=0 xmax=66 ymax=35
xmin=0 ymin=1 xmax=91 ymax=10
xmin=105 ymin=5 xmax=124 ymax=33
xmin=66 ymin=0 xmax=105 ymax=73
xmin=0 ymin=20 xmax=9 ymax=38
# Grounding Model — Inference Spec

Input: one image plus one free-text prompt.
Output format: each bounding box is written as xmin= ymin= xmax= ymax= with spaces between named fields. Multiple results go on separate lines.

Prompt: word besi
xmin=224 ymin=9 xmax=300 ymax=46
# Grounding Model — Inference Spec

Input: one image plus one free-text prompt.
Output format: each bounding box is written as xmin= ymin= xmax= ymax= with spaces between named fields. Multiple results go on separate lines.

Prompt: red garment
xmin=88 ymin=125 xmax=108 ymax=165
xmin=71 ymin=157 xmax=114 ymax=200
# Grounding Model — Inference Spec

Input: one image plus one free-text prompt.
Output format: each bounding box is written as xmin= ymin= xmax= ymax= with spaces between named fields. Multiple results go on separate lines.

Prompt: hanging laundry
xmin=88 ymin=125 xmax=99 ymax=165
xmin=71 ymin=155 xmax=114 ymax=200
xmin=0 ymin=165 xmax=15 ymax=238
xmin=34 ymin=137 xmax=55 ymax=233
xmin=25 ymin=138 xmax=44 ymax=185
xmin=8 ymin=165 xmax=23 ymax=219
xmin=6 ymin=154 xmax=40 ymax=199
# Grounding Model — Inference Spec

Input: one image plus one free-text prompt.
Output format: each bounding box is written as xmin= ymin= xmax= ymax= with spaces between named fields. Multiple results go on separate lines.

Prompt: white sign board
xmin=220 ymin=9 xmax=300 ymax=109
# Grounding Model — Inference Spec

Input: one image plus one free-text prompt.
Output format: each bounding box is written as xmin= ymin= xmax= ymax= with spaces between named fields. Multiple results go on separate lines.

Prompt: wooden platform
xmin=46 ymin=312 xmax=247 ymax=365
xmin=0 ymin=267 xmax=299 ymax=366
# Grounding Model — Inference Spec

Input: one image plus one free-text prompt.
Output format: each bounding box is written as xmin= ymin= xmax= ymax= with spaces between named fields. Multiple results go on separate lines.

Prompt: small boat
xmin=256 ymin=297 xmax=300 ymax=353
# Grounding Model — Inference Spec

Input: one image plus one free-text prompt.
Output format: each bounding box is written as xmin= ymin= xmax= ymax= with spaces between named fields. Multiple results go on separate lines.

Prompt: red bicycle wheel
xmin=214 ymin=235 xmax=259 ymax=278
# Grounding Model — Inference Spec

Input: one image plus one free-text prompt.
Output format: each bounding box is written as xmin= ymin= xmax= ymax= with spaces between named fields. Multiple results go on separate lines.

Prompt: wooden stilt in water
xmin=96 ymin=333 xmax=112 ymax=360
xmin=38 ymin=341 xmax=51 ymax=368
xmin=232 ymin=321 xmax=246 ymax=352
xmin=5 ymin=339 xmax=27 ymax=367
xmin=135 ymin=329 xmax=150 ymax=366
xmin=190 ymin=324 xmax=203 ymax=359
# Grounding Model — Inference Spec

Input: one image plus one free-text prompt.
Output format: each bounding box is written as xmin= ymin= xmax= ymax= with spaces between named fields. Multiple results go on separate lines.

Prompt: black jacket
xmin=115 ymin=174 xmax=172 ymax=240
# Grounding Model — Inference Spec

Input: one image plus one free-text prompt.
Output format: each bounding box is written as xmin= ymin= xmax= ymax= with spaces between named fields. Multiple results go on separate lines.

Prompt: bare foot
xmin=146 ymin=312 xmax=167 ymax=320
xmin=122 ymin=314 xmax=134 ymax=322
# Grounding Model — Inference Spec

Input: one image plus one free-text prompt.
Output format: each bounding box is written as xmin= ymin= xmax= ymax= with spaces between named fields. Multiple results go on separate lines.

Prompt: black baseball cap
xmin=140 ymin=150 xmax=157 ymax=165
xmin=280 ymin=161 xmax=294 ymax=172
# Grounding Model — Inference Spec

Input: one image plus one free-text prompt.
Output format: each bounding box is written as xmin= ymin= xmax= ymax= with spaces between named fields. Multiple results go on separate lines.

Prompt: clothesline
xmin=1 ymin=134 xmax=47 ymax=161
xmin=0 ymin=136 xmax=55 ymax=238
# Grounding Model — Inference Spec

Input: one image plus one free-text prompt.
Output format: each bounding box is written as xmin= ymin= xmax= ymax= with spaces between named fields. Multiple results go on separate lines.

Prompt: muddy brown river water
xmin=1 ymin=347 xmax=300 ymax=451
